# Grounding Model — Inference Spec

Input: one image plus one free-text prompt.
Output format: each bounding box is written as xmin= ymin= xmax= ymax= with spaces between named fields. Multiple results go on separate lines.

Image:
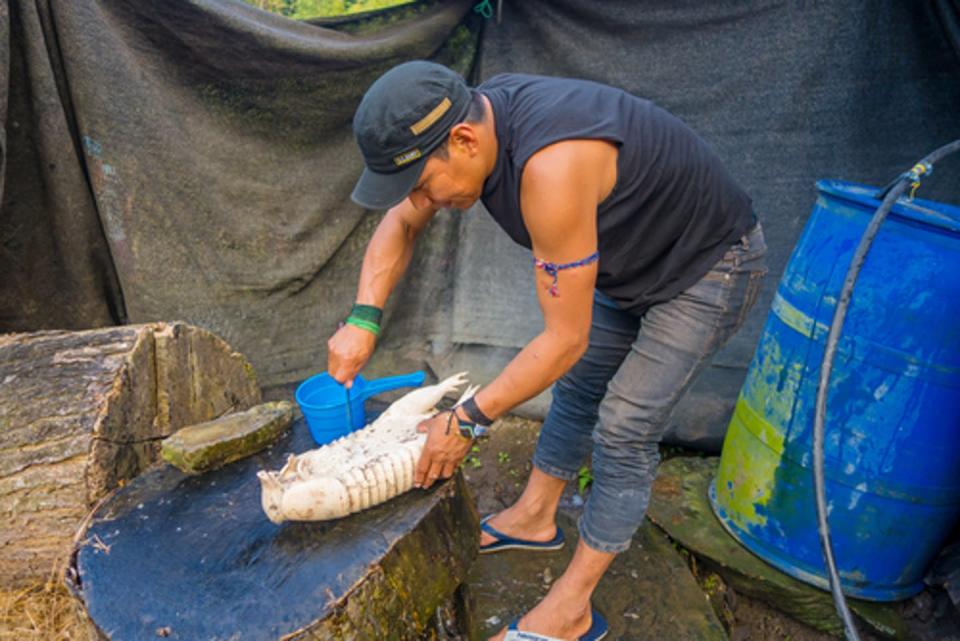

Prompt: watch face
xmin=457 ymin=421 xmax=489 ymax=440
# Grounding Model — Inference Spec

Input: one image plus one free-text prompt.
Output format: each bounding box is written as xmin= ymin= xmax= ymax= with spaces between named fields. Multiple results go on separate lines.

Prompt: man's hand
xmin=326 ymin=323 xmax=376 ymax=387
xmin=414 ymin=412 xmax=473 ymax=489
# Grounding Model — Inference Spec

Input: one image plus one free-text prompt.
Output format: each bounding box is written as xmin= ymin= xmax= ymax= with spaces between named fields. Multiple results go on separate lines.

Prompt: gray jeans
xmin=533 ymin=224 xmax=768 ymax=553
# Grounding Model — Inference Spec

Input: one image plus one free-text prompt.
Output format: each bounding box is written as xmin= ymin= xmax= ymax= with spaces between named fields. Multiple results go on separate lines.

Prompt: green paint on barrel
xmin=711 ymin=180 xmax=960 ymax=601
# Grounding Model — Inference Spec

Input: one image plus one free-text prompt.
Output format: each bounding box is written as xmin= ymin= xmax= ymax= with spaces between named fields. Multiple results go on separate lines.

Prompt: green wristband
xmin=350 ymin=304 xmax=383 ymax=325
xmin=346 ymin=316 xmax=381 ymax=337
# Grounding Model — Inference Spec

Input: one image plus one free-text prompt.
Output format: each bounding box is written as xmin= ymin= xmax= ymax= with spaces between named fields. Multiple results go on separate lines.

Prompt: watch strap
xmin=458 ymin=396 xmax=493 ymax=426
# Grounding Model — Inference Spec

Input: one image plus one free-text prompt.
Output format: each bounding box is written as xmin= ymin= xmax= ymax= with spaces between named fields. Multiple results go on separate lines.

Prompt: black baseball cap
xmin=351 ymin=61 xmax=472 ymax=210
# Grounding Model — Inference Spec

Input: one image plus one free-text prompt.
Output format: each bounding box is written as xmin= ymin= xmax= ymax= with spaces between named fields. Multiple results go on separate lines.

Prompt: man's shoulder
xmin=478 ymin=72 xmax=597 ymax=93
xmin=523 ymin=140 xmax=618 ymax=192
xmin=480 ymin=74 xmax=637 ymax=120
xmin=477 ymin=72 xmax=540 ymax=92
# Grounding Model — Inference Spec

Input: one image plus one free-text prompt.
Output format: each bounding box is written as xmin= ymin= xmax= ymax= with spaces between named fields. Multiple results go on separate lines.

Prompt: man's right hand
xmin=327 ymin=323 xmax=377 ymax=387
xmin=327 ymin=198 xmax=435 ymax=386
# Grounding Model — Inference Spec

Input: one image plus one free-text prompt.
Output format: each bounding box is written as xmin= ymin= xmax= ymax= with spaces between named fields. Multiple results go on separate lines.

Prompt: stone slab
xmin=161 ymin=400 xmax=294 ymax=474
xmin=71 ymin=417 xmax=478 ymax=641
xmin=464 ymin=512 xmax=728 ymax=640
xmin=647 ymin=456 xmax=908 ymax=640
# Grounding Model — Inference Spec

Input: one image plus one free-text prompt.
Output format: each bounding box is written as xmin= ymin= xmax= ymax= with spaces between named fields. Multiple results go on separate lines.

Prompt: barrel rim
xmin=816 ymin=179 xmax=960 ymax=234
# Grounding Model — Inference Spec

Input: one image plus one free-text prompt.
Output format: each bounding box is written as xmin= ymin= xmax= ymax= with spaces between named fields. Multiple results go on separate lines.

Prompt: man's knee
xmin=595 ymin=389 xmax=673 ymax=444
xmin=554 ymin=369 xmax=608 ymax=406
xmin=592 ymin=417 xmax=663 ymax=455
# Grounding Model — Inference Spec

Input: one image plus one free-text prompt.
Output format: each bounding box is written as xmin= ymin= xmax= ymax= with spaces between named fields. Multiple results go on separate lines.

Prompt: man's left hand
xmin=414 ymin=412 xmax=473 ymax=489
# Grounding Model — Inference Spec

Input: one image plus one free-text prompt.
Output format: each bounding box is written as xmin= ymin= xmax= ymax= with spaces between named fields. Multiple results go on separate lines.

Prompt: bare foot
xmin=487 ymin=582 xmax=593 ymax=641
xmin=480 ymin=502 xmax=559 ymax=548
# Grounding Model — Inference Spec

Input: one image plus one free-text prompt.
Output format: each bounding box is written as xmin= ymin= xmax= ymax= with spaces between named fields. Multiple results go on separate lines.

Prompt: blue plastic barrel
xmin=710 ymin=179 xmax=960 ymax=601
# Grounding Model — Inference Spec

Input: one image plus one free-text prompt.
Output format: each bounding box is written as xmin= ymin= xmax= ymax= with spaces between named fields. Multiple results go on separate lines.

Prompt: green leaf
xmin=576 ymin=465 xmax=593 ymax=495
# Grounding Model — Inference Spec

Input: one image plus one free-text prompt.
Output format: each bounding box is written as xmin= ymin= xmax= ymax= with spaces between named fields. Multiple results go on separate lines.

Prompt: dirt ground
xmin=462 ymin=415 xmax=960 ymax=641
xmin=3 ymin=409 xmax=957 ymax=641
xmin=461 ymin=416 xmax=844 ymax=641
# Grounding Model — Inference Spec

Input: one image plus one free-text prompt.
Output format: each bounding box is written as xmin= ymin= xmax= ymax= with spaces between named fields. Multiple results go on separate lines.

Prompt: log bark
xmin=0 ymin=322 xmax=261 ymax=588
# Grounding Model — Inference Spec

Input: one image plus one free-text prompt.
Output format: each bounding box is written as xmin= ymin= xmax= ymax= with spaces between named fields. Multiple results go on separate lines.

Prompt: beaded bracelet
xmin=534 ymin=251 xmax=600 ymax=296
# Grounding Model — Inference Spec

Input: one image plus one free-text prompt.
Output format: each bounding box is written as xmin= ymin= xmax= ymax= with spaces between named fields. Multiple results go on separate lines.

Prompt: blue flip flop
xmin=479 ymin=515 xmax=565 ymax=554
xmin=503 ymin=608 xmax=608 ymax=641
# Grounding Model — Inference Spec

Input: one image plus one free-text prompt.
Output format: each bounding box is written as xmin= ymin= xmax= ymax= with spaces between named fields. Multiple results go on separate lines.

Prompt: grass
xmin=243 ymin=0 xmax=415 ymax=20
xmin=0 ymin=581 xmax=90 ymax=641
xmin=577 ymin=464 xmax=593 ymax=495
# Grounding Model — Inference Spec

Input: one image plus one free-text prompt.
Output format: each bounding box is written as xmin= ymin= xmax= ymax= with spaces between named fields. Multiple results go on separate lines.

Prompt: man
xmin=328 ymin=61 xmax=766 ymax=641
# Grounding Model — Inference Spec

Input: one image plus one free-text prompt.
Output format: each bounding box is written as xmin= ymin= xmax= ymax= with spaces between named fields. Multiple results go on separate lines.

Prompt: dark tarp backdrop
xmin=934 ymin=0 xmax=960 ymax=61
xmin=458 ymin=0 xmax=960 ymax=446
xmin=1 ymin=0 xmax=481 ymax=383
xmin=2 ymin=0 xmax=959 ymax=450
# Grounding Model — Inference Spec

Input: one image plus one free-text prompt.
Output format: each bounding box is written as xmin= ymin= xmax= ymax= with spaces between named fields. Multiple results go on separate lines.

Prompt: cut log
xmin=70 ymin=420 xmax=479 ymax=641
xmin=0 ymin=323 xmax=260 ymax=588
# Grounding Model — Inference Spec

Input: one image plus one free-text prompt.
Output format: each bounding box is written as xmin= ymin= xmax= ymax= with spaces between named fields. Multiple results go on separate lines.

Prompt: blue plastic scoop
xmin=295 ymin=370 xmax=426 ymax=445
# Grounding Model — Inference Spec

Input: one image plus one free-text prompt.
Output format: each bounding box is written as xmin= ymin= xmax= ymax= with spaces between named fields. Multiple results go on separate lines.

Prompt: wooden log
xmin=0 ymin=322 xmax=261 ymax=588
xmin=70 ymin=420 xmax=479 ymax=641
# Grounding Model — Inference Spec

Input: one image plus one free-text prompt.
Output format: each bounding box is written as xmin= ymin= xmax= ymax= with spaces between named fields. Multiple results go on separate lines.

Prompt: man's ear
xmin=449 ymin=123 xmax=479 ymax=155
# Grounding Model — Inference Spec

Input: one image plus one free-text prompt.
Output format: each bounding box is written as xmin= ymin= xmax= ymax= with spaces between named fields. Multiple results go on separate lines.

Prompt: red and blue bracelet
xmin=534 ymin=251 xmax=600 ymax=296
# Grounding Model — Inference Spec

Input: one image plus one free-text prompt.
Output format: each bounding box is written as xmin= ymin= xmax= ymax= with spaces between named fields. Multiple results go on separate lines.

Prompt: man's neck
xmin=479 ymin=94 xmax=499 ymax=181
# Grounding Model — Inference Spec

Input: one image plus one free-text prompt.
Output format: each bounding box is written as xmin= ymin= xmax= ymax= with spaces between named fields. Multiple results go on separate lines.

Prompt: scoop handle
xmin=356 ymin=370 xmax=426 ymax=401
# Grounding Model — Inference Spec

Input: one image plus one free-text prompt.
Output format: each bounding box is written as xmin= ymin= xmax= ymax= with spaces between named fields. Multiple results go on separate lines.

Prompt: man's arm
xmin=475 ymin=138 xmax=617 ymax=416
xmin=327 ymin=198 xmax=437 ymax=385
xmin=414 ymin=139 xmax=618 ymax=487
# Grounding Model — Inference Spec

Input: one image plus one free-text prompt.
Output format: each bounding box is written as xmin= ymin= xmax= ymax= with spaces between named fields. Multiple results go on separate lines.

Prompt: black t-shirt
xmin=478 ymin=73 xmax=754 ymax=314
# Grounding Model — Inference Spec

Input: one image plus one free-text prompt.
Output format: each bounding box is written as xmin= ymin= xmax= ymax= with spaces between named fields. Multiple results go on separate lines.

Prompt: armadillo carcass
xmin=257 ymin=372 xmax=476 ymax=524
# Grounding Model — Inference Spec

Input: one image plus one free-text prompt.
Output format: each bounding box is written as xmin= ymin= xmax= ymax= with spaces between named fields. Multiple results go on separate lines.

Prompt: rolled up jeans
xmin=533 ymin=223 xmax=768 ymax=553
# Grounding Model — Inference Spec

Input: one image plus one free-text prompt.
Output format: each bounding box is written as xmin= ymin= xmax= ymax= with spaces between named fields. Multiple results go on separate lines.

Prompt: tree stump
xmin=0 ymin=323 xmax=261 ymax=587
xmin=69 ymin=420 xmax=479 ymax=641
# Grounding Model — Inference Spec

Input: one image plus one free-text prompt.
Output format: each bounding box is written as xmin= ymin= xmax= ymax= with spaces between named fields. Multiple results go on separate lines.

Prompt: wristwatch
xmin=452 ymin=406 xmax=490 ymax=441
xmin=456 ymin=420 xmax=490 ymax=441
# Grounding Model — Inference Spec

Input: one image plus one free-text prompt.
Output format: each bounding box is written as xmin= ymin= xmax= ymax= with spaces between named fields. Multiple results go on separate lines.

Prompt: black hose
xmin=813 ymin=138 xmax=960 ymax=641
